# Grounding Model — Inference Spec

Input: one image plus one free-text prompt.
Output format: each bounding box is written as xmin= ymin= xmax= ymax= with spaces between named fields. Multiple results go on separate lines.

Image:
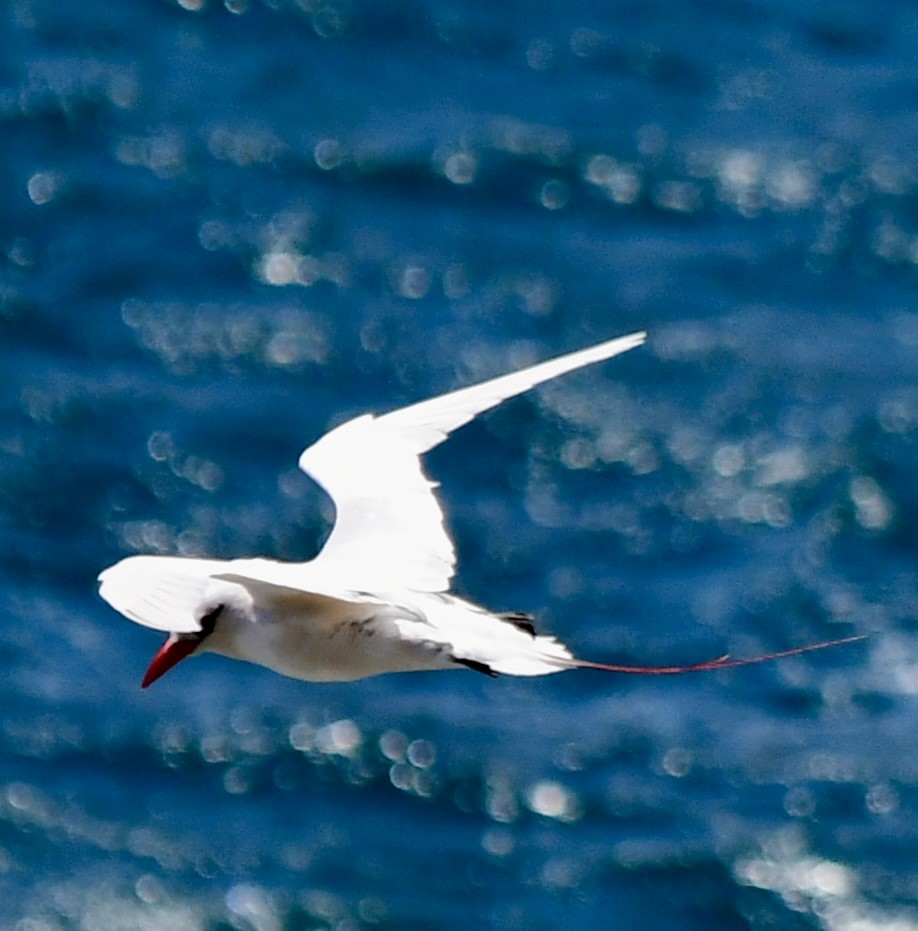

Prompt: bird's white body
xmin=102 ymin=554 xmax=576 ymax=682
xmin=205 ymin=578 xmax=575 ymax=681
xmin=99 ymin=332 xmax=646 ymax=685
xmin=98 ymin=331 xmax=862 ymax=687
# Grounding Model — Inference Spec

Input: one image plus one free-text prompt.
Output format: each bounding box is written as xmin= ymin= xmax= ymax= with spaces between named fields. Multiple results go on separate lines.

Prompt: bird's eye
xmin=198 ymin=604 xmax=224 ymax=637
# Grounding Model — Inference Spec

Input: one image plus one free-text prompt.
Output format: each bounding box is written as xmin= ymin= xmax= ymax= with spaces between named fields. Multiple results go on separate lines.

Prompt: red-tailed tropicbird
xmin=98 ymin=332 xmax=862 ymax=688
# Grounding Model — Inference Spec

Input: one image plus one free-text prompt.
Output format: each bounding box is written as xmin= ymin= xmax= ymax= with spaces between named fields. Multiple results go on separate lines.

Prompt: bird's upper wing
xmin=298 ymin=331 xmax=646 ymax=593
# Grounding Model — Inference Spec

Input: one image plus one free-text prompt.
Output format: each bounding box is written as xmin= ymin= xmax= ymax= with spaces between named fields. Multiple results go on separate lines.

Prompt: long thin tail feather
xmin=573 ymin=634 xmax=867 ymax=675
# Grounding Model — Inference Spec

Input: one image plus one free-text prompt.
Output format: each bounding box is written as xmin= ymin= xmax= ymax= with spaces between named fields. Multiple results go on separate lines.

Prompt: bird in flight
xmin=98 ymin=332 xmax=862 ymax=688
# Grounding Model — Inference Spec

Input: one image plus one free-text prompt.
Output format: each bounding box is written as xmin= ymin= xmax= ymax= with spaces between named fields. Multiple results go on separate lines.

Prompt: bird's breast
xmin=206 ymin=597 xmax=448 ymax=682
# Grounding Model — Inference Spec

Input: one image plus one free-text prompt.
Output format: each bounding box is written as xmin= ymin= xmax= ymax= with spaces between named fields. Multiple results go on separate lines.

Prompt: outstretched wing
xmin=97 ymin=555 xmax=234 ymax=632
xmin=299 ymin=331 xmax=646 ymax=593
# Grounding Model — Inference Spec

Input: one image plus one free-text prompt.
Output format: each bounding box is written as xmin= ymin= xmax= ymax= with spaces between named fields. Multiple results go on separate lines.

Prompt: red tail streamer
xmin=576 ymin=634 xmax=867 ymax=675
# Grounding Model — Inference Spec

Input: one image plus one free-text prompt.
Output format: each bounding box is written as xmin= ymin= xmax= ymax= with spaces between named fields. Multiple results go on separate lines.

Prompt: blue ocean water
xmin=2 ymin=0 xmax=917 ymax=927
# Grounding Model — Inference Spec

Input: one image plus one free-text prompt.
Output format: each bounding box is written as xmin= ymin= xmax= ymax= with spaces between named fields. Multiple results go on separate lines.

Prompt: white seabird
xmin=98 ymin=332 xmax=861 ymax=688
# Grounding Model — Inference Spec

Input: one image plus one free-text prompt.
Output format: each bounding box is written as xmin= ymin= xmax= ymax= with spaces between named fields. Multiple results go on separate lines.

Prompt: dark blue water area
xmin=1 ymin=0 xmax=917 ymax=927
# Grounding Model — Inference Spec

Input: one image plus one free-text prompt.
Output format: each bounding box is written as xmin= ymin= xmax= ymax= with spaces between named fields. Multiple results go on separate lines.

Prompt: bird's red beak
xmin=142 ymin=633 xmax=202 ymax=689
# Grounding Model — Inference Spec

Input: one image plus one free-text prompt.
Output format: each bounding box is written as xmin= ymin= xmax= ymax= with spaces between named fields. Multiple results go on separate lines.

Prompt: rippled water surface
xmin=2 ymin=1 xmax=917 ymax=928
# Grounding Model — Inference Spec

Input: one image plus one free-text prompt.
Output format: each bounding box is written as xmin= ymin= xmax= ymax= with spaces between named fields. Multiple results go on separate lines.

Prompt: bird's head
xmin=142 ymin=603 xmax=223 ymax=688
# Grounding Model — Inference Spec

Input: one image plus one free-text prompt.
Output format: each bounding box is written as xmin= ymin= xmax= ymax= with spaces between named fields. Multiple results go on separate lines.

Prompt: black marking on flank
xmin=453 ymin=657 xmax=499 ymax=677
xmin=498 ymin=611 xmax=537 ymax=637
xmin=350 ymin=618 xmax=376 ymax=637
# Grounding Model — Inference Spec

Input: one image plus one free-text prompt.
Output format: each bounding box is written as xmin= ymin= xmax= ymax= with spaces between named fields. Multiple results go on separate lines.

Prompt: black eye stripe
xmin=198 ymin=604 xmax=224 ymax=637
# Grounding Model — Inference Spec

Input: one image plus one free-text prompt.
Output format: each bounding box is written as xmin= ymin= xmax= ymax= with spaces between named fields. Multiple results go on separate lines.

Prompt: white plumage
xmin=98 ymin=331 xmax=862 ymax=688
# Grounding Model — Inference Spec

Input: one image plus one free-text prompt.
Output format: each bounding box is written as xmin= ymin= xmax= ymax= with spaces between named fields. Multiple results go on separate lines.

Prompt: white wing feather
xmin=299 ymin=331 xmax=646 ymax=592
xmin=98 ymin=555 xmax=232 ymax=632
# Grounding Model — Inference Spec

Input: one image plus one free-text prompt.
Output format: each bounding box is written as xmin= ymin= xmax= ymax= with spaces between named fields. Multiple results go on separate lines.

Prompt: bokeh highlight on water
xmin=1 ymin=0 xmax=917 ymax=928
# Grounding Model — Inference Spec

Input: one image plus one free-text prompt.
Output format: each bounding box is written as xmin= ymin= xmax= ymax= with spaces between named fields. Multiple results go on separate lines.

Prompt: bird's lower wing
xmin=98 ymin=555 xmax=232 ymax=632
